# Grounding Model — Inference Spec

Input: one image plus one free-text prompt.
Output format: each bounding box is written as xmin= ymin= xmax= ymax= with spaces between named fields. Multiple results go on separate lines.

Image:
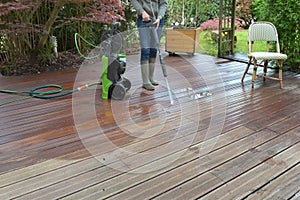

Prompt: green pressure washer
xmin=100 ymin=22 xmax=131 ymax=100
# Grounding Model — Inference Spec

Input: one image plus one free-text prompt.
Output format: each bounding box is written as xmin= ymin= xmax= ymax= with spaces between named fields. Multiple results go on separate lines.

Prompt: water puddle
xmin=172 ymin=87 xmax=212 ymax=100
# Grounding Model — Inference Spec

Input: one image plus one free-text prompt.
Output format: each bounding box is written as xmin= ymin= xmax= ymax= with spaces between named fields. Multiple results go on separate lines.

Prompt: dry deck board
xmin=0 ymin=53 xmax=299 ymax=199
xmin=247 ymin=163 xmax=300 ymax=199
xmin=202 ymin=142 xmax=300 ymax=199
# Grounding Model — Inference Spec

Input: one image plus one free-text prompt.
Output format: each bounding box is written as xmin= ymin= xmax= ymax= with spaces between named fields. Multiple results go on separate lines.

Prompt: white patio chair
xmin=241 ymin=21 xmax=287 ymax=89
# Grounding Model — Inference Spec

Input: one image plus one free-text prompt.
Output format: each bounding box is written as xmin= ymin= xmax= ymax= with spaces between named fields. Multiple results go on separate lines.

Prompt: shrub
xmin=252 ymin=0 xmax=300 ymax=73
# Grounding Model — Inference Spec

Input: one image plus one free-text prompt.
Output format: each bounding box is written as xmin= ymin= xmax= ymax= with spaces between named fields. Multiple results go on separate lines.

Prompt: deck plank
xmin=247 ymin=163 xmax=300 ymax=200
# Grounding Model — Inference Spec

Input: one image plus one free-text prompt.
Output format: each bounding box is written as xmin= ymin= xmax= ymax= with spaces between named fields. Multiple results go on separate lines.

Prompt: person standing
xmin=131 ymin=0 xmax=168 ymax=90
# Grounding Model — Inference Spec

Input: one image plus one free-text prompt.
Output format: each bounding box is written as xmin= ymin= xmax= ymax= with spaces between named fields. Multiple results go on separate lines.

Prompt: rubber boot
xmin=141 ymin=61 xmax=155 ymax=90
xmin=149 ymin=58 xmax=159 ymax=86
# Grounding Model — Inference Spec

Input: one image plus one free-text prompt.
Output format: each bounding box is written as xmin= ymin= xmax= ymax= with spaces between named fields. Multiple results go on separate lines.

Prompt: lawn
xmin=198 ymin=30 xmax=267 ymax=56
xmin=234 ymin=30 xmax=249 ymax=53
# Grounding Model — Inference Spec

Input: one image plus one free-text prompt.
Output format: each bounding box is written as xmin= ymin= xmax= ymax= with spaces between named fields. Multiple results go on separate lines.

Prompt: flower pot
xmin=165 ymin=27 xmax=201 ymax=55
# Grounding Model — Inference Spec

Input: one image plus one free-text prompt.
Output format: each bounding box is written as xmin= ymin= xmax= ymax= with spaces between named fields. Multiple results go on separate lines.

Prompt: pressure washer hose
xmin=0 ymin=82 xmax=100 ymax=106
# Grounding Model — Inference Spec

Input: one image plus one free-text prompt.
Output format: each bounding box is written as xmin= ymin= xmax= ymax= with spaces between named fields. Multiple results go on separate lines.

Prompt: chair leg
xmin=278 ymin=60 xmax=283 ymax=89
xmin=263 ymin=60 xmax=268 ymax=81
xmin=242 ymin=57 xmax=252 ymax=82
xmin=252 ymin=59 xmax=257 ymax=88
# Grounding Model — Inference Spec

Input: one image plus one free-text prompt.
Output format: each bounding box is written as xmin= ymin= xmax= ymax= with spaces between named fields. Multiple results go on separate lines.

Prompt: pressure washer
xmin=99 ymin=22 xmax=131 ymax=100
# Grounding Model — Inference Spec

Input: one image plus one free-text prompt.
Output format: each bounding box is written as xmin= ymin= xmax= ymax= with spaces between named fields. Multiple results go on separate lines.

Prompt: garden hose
xmin=74 ymin=33 xmax=100 ymax=59
xmin=0 ymin=82 xmax=101 ymax=106
xmin=74 ymin=29 xmax=134 ymax=59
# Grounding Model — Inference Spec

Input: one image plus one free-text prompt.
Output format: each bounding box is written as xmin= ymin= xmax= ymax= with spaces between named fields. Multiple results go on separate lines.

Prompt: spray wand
xmin=148 ymin=19 xmax=174 ymax=105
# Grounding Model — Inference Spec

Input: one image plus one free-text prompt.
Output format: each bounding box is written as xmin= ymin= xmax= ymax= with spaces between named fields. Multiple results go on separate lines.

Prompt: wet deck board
xmin=0 ymin=53 xmax=299 ymax=199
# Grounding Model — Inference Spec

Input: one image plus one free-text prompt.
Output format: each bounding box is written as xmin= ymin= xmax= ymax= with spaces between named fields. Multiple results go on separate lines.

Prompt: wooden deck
xmin=0 ymin=53 xmax=299 ymax=199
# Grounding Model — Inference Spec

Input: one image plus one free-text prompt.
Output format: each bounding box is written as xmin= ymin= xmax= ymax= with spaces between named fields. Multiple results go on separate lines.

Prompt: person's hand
xmin=153 ymin=18 xmax=160 ymax=29
xmin=142 ymin=11 xmax=151 ymax=22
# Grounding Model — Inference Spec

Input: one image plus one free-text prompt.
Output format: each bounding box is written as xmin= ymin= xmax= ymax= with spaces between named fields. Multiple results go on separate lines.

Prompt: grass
xmin=198 ymin=30 xmax=268 ymax=56
xmin=234 ymin=30 xmax=248 ymax=53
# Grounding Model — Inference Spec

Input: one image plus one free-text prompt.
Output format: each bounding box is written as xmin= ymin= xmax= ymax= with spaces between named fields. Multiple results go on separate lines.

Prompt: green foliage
xmin=198 ymin=31 xmax=218 ymax=56
xmin=166 ymin=0 xmax=253 ymax=29
xmin=197 ymin=0 xmax=219 ymax=23
xmin=37 ymin=39 xmax=56 ymax=66
xmin=252 ymin=0 xmax=300 ymax=73
xmin=122 ymin=1 xmax=138 ymax=31
xmin=236 ymin=0 xmax=253 ymax=28
xmin=0 ymin=65 xmax=9 ymax=76
xmin=166 ymin=0 xmax=219 ymax=28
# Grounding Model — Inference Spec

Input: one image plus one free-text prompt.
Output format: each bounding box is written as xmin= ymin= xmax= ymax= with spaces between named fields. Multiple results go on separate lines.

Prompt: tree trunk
xmin=30 ymin=0 xmax=65 ymax=62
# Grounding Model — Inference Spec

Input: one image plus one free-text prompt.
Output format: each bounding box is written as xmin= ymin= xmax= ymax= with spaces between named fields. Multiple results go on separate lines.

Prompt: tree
xmin=166 ymin=0 xmax=219 ymax=28
xmin=0 ymin=0 xmax=125 ymax=71
xmin=236 ymin=0 xmax=253 ymax=28
xmin=167 ymin=0 xmax=252 ymax=29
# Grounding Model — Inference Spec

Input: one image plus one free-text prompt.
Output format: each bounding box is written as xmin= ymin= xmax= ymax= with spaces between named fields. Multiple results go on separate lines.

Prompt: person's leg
xmin=137 ymin=15 xmax=155 ymax=90
xmin=141 ymin=49 xmax=154 ymax=90
xmin=149 ymin=49 xmax=159 ymax=85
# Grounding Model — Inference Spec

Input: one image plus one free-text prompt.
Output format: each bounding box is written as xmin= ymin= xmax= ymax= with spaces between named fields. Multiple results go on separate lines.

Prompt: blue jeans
xmin=137 ymin=15 xmax=164 ymax=62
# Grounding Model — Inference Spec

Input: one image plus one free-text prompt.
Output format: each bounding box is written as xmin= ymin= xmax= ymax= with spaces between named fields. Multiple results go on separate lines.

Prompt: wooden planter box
xmin=165 ymin=27 xmax=201 ymax=55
